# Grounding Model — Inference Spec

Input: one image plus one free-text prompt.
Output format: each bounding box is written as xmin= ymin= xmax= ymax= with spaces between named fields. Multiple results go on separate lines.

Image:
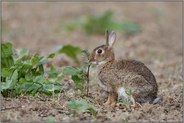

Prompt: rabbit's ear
xmin=105 ymin=30 xmax=109 ymax=46
xmin=108 ymin=31 xmax=116 ymax=47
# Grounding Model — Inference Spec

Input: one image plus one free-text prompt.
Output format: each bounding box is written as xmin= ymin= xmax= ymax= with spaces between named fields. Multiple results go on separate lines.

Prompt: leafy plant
xmin=1 ymin=42 xmax=90 ymax=98
xmin=57 ymin=45 xmax=82 ymax=65
xmin=67 ymin=100 xmax=97 ymax=117
xmin=1 ymin=42 xmax=14 ymax=69
xmin=61 ymin=49 xmax=90 ymax=95
xmin=1 ymin=42 xmax=63 ymax=97
xmin=64 ymin=10 xmax=141 ymax=35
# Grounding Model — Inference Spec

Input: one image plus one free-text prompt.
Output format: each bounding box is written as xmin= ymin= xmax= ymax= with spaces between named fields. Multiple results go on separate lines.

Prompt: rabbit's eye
xmin=97 ymin=49 xmax=103 ymax=54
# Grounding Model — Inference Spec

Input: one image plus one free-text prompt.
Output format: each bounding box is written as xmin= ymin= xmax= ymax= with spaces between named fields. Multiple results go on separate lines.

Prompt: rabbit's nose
xmin=89 ymin=58 xmax=98 ymax=65
xmin=89 ymin=58 xmax=94 ymax=62
xmin=89 ymin=55 xmax=94 ymax=62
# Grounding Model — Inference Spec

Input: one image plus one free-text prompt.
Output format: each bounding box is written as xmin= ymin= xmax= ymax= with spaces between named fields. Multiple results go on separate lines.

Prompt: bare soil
xmin=1 ymin=2 xmax=183 ymax=122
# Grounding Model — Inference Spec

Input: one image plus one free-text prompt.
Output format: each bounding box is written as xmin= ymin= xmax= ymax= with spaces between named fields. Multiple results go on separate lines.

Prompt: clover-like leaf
xmin=67 ymin=100 xmax=97 ymax=117
xmin=62 ymin=66 xmax=81 ymax=76
xmin=19 ymin=49 xmax=29 ymax=58
xmin=58 ymin=45 xmax=82 ymax=59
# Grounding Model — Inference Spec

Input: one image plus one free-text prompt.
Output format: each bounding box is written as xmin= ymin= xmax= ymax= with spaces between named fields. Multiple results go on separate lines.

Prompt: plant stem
xmin=86 ymin=64 xmax=90 ymax=96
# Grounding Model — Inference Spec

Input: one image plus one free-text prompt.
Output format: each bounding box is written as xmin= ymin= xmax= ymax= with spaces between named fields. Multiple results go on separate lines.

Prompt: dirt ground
xmin=1 ymin=2 xmax=183 ymax=122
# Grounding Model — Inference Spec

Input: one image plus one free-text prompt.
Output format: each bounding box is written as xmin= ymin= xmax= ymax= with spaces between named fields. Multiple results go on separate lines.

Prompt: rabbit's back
xmin=117 ymin=59 xmax=156 ymax=84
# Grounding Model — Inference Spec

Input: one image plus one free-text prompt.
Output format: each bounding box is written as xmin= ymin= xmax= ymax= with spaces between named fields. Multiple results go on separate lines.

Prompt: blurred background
xmin=2 ymin=2 xmax=182 ymax=58
xmin=1 ymin=2 xmax=183 ymax=121
xmin=2 ymin=1 xmax=182 ymax=76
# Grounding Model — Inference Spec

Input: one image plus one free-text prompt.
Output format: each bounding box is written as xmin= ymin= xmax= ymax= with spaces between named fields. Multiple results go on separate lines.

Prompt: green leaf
xmin=18 ymin=82 xmax=42 ymax=93
xmin=1 ymin=80 xmax=13 ymax=90
xmin=1 ymin=42 xmax=13 ymax=58
xmin=62 ymin=66 xmax=81 ymax=76
xmin=33 ymin=75 xmax=47 ymax=83
xmin=2 ymin=68 xmax=14 ymax=78
xmin=58 ymin=45 xmax=82 ymax=59
xmin=10 ymin=70 xmax=18 ymax=89
xmin=19 ymin=78 xmax=27 ymax=83
xmin=72 ymin=75 xmax=84 ymax=89
xmin=38 ymin=57 xmax=48 ymax=65
xmin=31 ymin=54 xmax=40 ymax=65
xmin=2 ymin=70 xmax=19 ymax=90
xmin=43 ymin=84 xmax=62 ymax=92
xmin=38 ymin=65 xmax=44 ymax=75
xmin=1 ymin=42 xmax=14 ymax=68
xmin=25 ymin=73 xmax=33 ymax=81
xmin=47 ymin=53 xmax=55 ymax=59
xmin=19 ymin=49 xmax=29 ymax=58
xmin=67 ymin=100 xmax=97 ymax=116
xmin=46 ymin=66 xmax=62 ymax=78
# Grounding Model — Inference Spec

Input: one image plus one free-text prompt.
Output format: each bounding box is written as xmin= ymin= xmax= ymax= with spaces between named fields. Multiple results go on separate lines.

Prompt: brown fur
xmin=89 ymin=31 xmax=158 ymax=107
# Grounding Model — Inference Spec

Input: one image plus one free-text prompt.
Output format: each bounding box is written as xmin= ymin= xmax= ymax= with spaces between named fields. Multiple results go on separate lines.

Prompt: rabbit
xmin=89 ymin=30 xmax=158 ymax=108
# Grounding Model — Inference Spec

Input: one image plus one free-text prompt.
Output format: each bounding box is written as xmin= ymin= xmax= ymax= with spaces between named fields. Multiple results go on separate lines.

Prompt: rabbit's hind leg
xmin=133 ymin=84 xmax=155 ymax=104
xmin=128 ymin=75 xmax=156 ymax=104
